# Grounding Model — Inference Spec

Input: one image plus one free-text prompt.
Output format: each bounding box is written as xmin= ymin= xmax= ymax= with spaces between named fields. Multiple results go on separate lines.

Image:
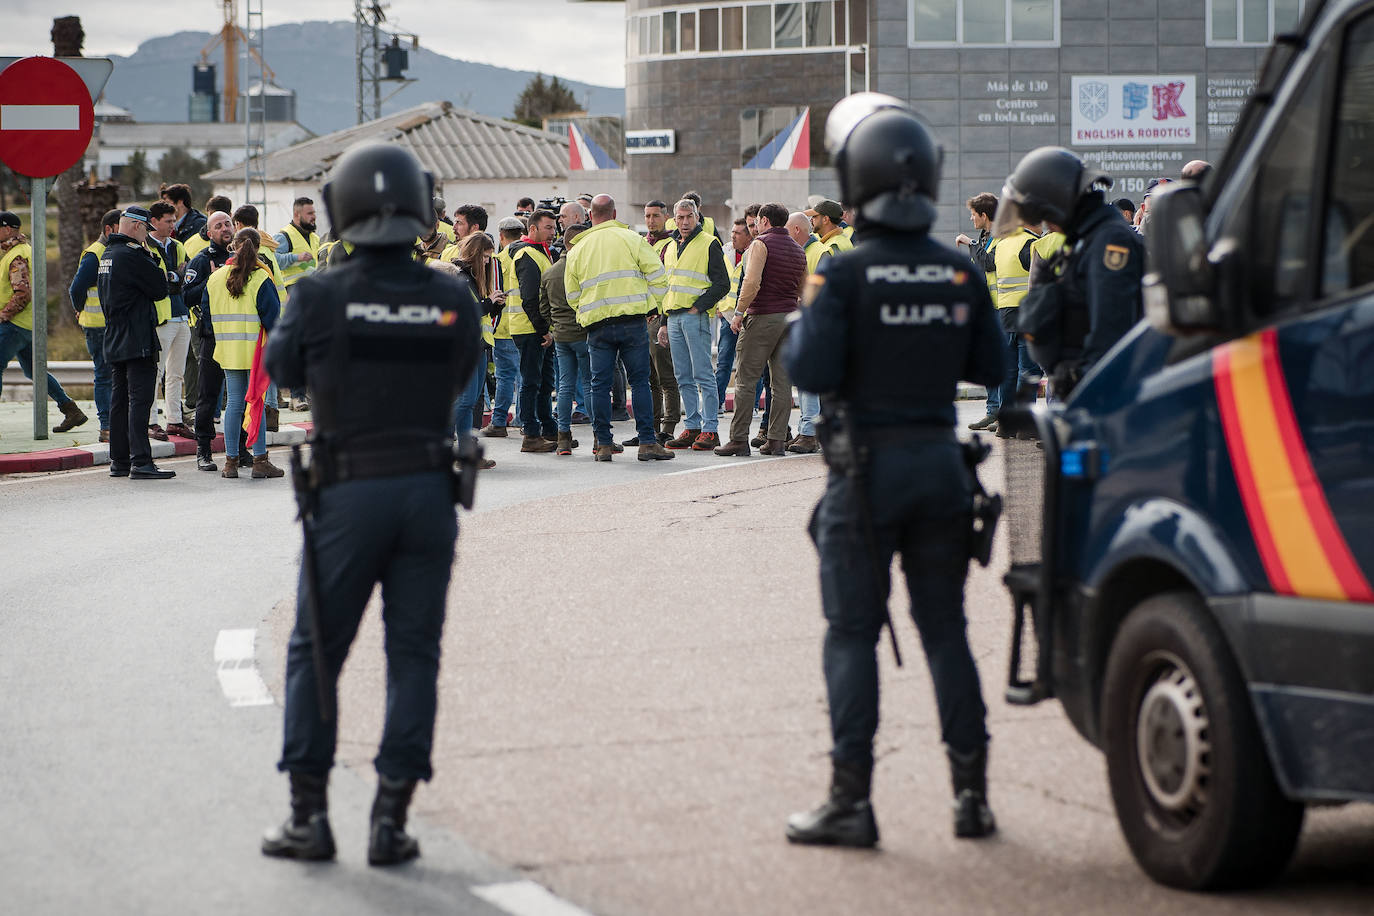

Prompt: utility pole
xmin=356 ymin=0 xmax=384 ymax=124
xmin=243 ymin=0 xmax=267 ymax=220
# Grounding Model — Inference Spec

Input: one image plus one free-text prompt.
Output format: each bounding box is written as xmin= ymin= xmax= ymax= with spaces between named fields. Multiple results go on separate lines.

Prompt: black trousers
xmin=194 ymin=332 xmax=224 ymax=447
xmin=109 ymin=356 xmax=157 ymax=468
xmin=809 ymin=439 xmax=988 ymax=772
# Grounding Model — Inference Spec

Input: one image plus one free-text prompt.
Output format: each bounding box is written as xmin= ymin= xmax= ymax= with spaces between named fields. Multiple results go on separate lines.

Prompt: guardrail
xmin=2 ymin=360 xmax=95 ymax=400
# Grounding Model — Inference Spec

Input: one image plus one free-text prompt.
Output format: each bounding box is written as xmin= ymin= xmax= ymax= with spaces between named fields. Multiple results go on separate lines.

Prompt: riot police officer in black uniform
xmin=996 ymin=147 xmax=1143 ymax=398
xmin=261 ymin=143 xmax=482 ymax=865
xmin=783 ymin=94 xmax=1006 ymax=848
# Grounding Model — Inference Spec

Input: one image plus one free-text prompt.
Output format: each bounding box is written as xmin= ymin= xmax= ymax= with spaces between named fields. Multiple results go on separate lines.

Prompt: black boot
xmin=262 ymin=772 xmax=336 ymax=860
xmin=368 ymin=774 xmax=420 ymax=866
xmin=196 ymin=441 xmax=217 ymax=472
xmin=785 ymin=759 xmax=879 ymax=848
xmin=948 ymin=745 xmax=996 ymax=839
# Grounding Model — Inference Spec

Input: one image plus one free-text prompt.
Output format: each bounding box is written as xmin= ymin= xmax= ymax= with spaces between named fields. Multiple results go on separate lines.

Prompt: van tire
xmin=1101 ymin=590 xmax=1304 ymax=890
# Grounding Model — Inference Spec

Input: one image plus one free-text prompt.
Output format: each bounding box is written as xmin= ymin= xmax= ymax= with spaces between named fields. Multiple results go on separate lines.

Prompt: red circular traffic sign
xmin=0 ymin=57 xmax=95 ymax=178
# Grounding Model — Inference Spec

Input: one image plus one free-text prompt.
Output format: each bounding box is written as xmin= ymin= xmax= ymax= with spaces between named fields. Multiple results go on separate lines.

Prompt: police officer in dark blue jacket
xmin=997 ymin=147 xmax=1143 ymax=397
xmin=261 ymin=143 xmax=482 ymax=866
xmin=783 ymin=94 xmax=1006 ymax=848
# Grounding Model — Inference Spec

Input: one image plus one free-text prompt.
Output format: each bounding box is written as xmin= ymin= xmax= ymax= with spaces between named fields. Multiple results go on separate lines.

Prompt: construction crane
xmin=197 ymin=0 xmax=275 ymax=122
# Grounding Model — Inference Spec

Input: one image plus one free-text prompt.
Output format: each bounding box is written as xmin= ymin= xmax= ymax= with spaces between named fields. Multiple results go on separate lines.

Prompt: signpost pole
xmin=31 ymin=177 xmax=47 ymax=440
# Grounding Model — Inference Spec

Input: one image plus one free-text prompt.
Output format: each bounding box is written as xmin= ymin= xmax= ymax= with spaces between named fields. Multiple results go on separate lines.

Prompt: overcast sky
xmin=1 ymin=1 xmax=627 ymax=87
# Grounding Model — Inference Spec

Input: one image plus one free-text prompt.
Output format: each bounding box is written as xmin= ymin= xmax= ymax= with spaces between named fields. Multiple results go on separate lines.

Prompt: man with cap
xmin=98 ymin=207 xmax=174 ymax=479
xmin=783 ymin=94 xmax=1006 ymax=847
xmin=0 ymin=211 xmax=90 ymax=433
xmin=263 ymin=142 xmax=483 ymax=865
xmin=182 ymin=210 xmax=237 ymax=471
xmin=807 ymin=199 xmax=853 ymax=255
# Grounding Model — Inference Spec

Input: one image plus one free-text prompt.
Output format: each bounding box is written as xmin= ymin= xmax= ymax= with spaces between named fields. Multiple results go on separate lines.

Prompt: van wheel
xmin=1100 ymin=591 xmax=1304 ymax=890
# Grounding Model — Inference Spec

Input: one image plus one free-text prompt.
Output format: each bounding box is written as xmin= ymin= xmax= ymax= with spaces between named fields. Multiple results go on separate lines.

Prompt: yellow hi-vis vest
xmin=278 ymin=224 xmax=320 ymax=287
xmin=803 ymin=236 xmax=830 ymax=275
xmin=493 ymin=247 xmax=516 ymax=339
xmin=0 ymin=242 xmax=34 ymax=330
xmin=563 ymin=220 xmax=668 ymax=327
xmin=993 ymin=227 xmax=1039 ymax=310
xmin=1032 ymin=231 xmax=1067 ymax=263
xmin=982 ymin=237 xmax=998 ymax=295
xmin=437 ymin=221 xmax=455 ymax=242
xmin=821 ymin=227 xmax=853 ymax=255
xmin=662 ymin=229 xmax=721 ymax=315
xmin=149 ymin=237 xmax=185 ymax=325
xmin=842 ymin=224 xmax=854 ymax=240
xmin=720 ymin=256 xmax=743 ymax=315
xmin=207 ymin=265 xmax=271 ymax=370
xmin=77 ymin=241 xmax=106 ymax=328
xmin=184 ymin=231 xmax=211 ymax=259
xmin=505 ymin=243 xmax=551 ymax=336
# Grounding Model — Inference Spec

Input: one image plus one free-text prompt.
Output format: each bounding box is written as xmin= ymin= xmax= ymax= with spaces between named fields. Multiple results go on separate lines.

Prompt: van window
xmin=1246 ymin=52 xmax=1330 ymax=317
xmin=1323 ymin=14 xmax=1374 ymax=296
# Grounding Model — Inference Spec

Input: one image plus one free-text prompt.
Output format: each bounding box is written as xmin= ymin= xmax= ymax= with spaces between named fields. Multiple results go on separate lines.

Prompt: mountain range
xmin=101 ymin=20 xmax=624 ymax=136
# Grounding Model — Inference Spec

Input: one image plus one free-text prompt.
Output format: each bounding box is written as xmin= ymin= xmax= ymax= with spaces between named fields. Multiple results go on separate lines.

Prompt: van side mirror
xmin=1144 ymin=184 xmax=1228 ymax=334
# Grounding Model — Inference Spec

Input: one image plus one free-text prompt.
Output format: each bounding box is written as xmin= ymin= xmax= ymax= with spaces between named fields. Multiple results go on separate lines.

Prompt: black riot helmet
xmin=321 ymin=142 xmax=434 ymax=247
xmin=825 ymin=92 xmax=943 ymax=232
xmin=993 ymin=146 xmax=1110 ymax=237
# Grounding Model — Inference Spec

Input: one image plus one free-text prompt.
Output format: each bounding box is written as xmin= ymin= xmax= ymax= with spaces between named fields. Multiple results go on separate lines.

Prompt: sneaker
xmin=968 ymin=414 xmax=997 ymax=431
xmin=666 ymin=428 xmax=700 ymax=449
xmin=692 ymin=432 xmax=720 ymax=450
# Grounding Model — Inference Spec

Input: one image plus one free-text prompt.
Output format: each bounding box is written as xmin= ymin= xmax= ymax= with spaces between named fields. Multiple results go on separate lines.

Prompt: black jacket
xmin=174 ymin=208 xmax=207 ymax=245
xmin=98 ymin=233 xmax=169 ymax=363
xmin=182 ymin=241 xmax=232 ymax=319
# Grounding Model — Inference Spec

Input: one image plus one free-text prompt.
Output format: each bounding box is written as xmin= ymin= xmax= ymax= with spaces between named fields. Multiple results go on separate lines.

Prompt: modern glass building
xmin=610 ymin=0 xmax=1306 ymax=230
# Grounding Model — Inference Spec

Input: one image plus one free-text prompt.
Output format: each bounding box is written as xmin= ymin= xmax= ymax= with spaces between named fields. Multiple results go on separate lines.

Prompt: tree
xmin=513 ymin=73 xmax=580 ymax=128
xmin=125 ymin=150 xmax=150 ymax=198
xmin=155 ymin=147 xmax=215 ymax=204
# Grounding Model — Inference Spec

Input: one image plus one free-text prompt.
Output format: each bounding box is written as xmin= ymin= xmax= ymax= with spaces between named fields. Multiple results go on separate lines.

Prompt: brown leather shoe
xmin=98 ymin=428 xmax=110 ymax=443
xmin=637 ymin=442 xmax=675 ymax=461
xmin=265 ymin=406 xmax=280 ymax=432
xmin=556 ymin=431 xmax=574 ymax=456
xmin=666 ymin=428 xmax=700 ymax=449
xmin=593 ymin=443 xmax=615 ymax=462
xmin=221 ymin=456 xmax=240 ymax=479
xmin=252 ymin=454 xmax=285 ymax=478
xmin=786 ymin=434 xmax=820 ymax=454
xmin=53 ymin=401 xmax=89 ymax=433
xmin=759 ymin=438 xmax=787 ymax=456
xmin=521 ymin=435 xmax=557 ymax=453
xmin=480 ymin=457 xmax=496 ymax=470
xmin=479 ymin=424 xmax=508 ymax=438
xmin=148 ymin=424 xmax=170 ymax=441
xmin=692 ymin=431 xmax=720 ymax=450
xmin=714 ymin=439 xmax=751 ymax=457
xmin=165 ymin=422 xmax=194 ymax=439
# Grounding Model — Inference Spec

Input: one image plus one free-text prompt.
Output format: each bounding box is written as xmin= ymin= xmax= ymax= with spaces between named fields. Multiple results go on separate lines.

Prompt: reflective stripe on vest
xmin=993 ymin=228 xmax=1038 ymax=309
xmin=78 ymin=242 xmax=107 ymax=328
xmin=494 ymin=248 xmax=516 ymax=338
xmin=279 ymin=224 xmax=320 ymax=287
xmin=662 ymin=231 xmax=720 ymax=314
xmin=0 ymin=243 xmax=33 ymax=331
xmin=505 ymin=244 xmax=551 ymax=336
xmin=563 ymin=221 xmax=664 ymax=326
xmin=207 ymin=265 xmax=270 ymax=370
xmin=150 ymin=239 xmax=183 ymax=325
xmin=721 ymin=257 xmax=743 ymax=313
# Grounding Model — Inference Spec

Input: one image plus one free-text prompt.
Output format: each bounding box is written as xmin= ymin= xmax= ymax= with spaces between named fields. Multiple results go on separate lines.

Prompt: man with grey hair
xmin=559 ymin=200 xmax=588 ymax=231
xmin=657 ymin=198 xmax=730 ymax=450
xmin=783 ymin=211 xmax=830 ymax=453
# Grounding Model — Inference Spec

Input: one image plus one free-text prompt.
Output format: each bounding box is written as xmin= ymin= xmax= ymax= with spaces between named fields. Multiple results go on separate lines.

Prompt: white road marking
xmin=472 ymin=881 xmax=595 ymax=916
xmin=214 ymin=628 xmax=274 ymax=707
xmin=663 ymin=454 xmax=796 ymax=476
xmin=1 ymin=104 xmax=81 ymax=130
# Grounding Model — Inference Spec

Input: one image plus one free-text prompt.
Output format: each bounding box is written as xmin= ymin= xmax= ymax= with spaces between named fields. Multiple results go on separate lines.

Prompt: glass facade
xmin=629 ymin=1 xmax=850 ymax=59
xmin=1208 ymin=0 xmax=1308 ymax=45
xmin=910 ymin=0 xmax=1058 ymax=46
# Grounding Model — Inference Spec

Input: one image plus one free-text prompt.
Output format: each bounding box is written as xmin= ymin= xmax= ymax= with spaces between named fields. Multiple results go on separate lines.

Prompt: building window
xmin=806 ymin=1 xmax=834 ymax=46
xmin=746 ymin=5 xmax=772 ymax=49
xmin=682 ymin=11 xmax=698 ymax=52
xmin=700 ymin=7 xmax=720 ymax=50
xmin=1208 ymin=0 xmax=1307 ymax=45
xmin=775 ymin=3 xmax=805 ymax=48
xmin=664 ymin=11 xmax=678 ymax=53
xmin=723 ymin=6 xmax=745 ymax=51
xmin=630 ymin=2 xmax=848 ymax=60
xmin=909 ymin=0 xmax=1058 ymax=46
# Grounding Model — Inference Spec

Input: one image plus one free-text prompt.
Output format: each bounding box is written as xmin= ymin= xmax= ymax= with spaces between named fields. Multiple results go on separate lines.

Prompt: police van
xmin=1001 ymin=0 xmax=1374 ymax=891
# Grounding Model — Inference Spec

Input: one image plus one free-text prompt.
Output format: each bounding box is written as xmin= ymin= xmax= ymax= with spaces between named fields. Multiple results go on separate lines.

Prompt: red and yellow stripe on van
xmin=1214 ymin=329 xmax=1373 ymax=601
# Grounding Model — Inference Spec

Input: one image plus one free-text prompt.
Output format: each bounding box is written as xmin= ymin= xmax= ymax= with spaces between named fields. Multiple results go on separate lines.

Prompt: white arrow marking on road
xmin=214 ymin=628 xmax=274 ymax=707
xmin=0 ymin=104 xmax=81 ymax=130
xmin=472 ymin=881 xmax=595 ymax=916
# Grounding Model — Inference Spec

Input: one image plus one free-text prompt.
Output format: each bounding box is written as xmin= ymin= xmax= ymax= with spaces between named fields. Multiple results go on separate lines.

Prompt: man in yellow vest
xmin=807 ymin=199 xmax=853 ymax=255
xmin=274 ymin=197 xmax=320 ymax=290
xmin=479 ymin=217 xmax=526 ymax=437
xmin=147 ymin=201 xmax=194 ymax=439
xmin=636 ymin=199 xmax=679 ymax=445
xmin=564 ymin=194 xmax=674 ymax=462
xmin=0 ymin=210 xmax=89 ymax=433
xmin=509 ymin=209 xmax=560 ymax=452
xmin=183 ymin=195 xmax=232 ymax=260
xmin=658 ymin=199 xmax=730 ymax=450
xmin=432 ymin=196 xmax=455 ymax=243
xmin=67 ymin=208 xmax=123 ymax=439
xmin=990 ymin=219 xmax=1040 ymax=437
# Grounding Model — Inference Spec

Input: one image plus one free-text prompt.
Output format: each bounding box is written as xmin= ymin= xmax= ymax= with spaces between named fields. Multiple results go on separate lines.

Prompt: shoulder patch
xmin=802 ymin=273 xmax=825 ymax=307
xmin=1103 ymin=244 xmax=1130 ymax=271
xmin=126 ymin=242 xmax=142 ymax=249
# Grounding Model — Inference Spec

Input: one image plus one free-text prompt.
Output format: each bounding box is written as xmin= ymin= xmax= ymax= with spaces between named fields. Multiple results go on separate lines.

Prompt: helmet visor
xmin=824 ymin=92 xmax=908 ymax=156
xmin=991 ymin=189 xmax=1036 ymax=240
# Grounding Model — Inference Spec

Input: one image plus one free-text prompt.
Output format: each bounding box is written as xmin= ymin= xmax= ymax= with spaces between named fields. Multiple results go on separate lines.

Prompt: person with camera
xmin=782 ymin=95 xmax=1006 ymax=847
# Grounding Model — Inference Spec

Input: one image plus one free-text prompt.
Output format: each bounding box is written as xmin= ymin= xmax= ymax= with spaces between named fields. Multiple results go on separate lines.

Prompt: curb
xmin=0 ymin=422 xmax=312 ymax=475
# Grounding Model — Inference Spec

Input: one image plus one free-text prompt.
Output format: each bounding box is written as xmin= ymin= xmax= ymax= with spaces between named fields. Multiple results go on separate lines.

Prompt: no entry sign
xmin=0 ymin=57 xmax=95 ymax=178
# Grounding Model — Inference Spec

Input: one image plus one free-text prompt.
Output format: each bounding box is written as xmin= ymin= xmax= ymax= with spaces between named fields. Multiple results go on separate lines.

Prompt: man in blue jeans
xmin=563 ymin=194 xmax=674 ymax=462
xmin=539 ymin=222 xmax=591 ymax=455
xmin=68 ymin=208 xmax=123 ymax=440
xmin=660 ymin=199 xmax=730 ymax=450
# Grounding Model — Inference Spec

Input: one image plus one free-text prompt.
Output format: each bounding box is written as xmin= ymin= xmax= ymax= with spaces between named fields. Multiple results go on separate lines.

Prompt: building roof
xmin=203 ymin=101 xmax=570 ymax=184
xmin=99 ymin=120 xmax=313 ymax=151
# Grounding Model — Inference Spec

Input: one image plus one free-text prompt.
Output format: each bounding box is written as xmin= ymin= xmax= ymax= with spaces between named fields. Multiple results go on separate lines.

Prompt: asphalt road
xmin=2 ymin=404 xmax=1370 ymax=914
